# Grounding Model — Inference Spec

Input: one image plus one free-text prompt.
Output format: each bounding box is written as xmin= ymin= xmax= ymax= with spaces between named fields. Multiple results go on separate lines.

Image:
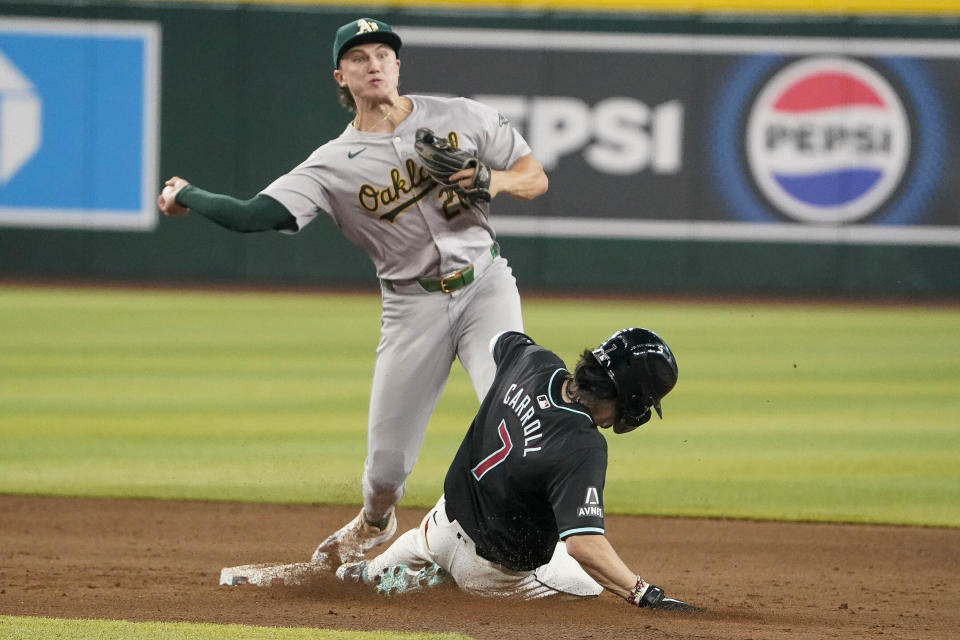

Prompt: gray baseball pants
xmin=362 ymin=254 xmax=523 ymax=521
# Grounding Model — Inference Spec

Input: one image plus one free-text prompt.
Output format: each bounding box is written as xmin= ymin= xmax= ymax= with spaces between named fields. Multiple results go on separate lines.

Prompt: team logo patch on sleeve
xmin=537 ymin=394 xmax=551 ymax=409
xmin=577 ymin=487 xmax=603 ymax=518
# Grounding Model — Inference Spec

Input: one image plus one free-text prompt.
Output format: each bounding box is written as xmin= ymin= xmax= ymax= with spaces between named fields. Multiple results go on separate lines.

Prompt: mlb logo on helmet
xmin=745 ymin=57 xmax=910 ymax=224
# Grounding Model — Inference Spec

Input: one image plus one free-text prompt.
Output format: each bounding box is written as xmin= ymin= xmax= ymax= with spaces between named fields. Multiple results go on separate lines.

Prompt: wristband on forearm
xmin=627 ymin=576 xmax=665 ymax=607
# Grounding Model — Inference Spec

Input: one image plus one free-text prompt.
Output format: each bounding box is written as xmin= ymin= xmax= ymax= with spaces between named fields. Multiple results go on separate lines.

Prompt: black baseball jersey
xmin=444 ymin=332 xmax=608 ymax=572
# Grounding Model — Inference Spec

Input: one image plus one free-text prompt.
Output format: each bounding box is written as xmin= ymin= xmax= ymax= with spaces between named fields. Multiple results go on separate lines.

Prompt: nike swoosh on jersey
xmin=348 ymin=147 xmax=367 ymax=159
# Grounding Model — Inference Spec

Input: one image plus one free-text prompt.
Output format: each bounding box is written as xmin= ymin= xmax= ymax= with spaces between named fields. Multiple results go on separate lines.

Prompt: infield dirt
xmin=2 ymin=495 xmax=957 ymax=639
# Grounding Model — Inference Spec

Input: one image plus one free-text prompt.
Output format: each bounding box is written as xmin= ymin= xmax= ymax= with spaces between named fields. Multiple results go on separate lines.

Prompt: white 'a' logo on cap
xmin=357 ymin=19 xmax=379 ymax=34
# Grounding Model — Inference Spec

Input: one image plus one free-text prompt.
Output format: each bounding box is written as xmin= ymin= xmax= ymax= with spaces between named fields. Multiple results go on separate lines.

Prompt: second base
xmin=219 ymin=562 xmax=326 ymax=587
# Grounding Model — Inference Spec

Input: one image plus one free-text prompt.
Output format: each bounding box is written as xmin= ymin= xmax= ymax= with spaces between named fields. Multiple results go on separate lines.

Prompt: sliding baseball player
xmin=337 ymin=327 xmax=702 ymax=611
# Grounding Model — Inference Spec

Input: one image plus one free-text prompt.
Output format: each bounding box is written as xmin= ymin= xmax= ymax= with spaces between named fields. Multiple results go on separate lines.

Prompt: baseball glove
xmin=415 ymin=128 xmax=491 ymax=205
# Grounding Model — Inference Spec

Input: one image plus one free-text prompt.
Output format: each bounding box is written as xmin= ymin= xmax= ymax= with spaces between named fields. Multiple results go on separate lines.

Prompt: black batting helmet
xmin=591 ymin=328 xmax=678 ymax=434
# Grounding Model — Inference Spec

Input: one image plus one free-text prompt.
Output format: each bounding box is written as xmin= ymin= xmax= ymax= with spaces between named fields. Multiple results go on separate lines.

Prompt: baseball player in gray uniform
xmin=157 ymin=18 xmax=547 ymax=568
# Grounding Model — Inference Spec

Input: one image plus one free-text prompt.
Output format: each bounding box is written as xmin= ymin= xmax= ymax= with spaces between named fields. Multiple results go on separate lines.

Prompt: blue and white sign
xmin=744 ymin=57 xmax=912 ymax=225
xmin=0 ymin=17 xmax=160 ymax=231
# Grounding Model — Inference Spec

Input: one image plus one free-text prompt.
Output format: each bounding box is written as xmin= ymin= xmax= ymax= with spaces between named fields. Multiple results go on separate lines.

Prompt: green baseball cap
xmin=332 ymin=18 xmax=402 ymax=68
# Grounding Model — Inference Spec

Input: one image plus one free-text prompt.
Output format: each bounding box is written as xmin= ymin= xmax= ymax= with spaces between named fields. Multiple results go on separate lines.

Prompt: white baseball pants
xmin=365 ymin=495 xmax=603 ymax=599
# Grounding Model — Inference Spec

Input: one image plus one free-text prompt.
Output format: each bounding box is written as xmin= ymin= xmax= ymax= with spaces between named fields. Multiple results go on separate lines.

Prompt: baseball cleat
xmin=337 ymin=561 xmax=452 ymax=596
xmin=419 ymin=562 xmax=452 ymax=588
xmin=311 ymin=508 xmax=397 ymax=569
xmin=374 ymin=564 xmax=416 ymax=595
xmin=335 ymin=560 xmax=371 ymax=584
xmin=372 ymin=562 xmax=451 ymax=596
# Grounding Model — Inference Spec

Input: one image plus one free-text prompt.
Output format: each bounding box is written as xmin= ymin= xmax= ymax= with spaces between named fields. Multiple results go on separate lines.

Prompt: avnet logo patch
xmin=0 ymin=18 xmax=159 ymax=231
xmin=746 ymin=57 xmax=910 ymax=224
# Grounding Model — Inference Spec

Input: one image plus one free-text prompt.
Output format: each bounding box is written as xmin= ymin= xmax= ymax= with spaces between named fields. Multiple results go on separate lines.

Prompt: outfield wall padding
xmin=1 ymin=2 xmax=958 ymax=297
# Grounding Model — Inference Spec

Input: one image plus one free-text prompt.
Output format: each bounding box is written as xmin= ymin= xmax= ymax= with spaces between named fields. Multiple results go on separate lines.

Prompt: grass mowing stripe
xmin=1 ymin=286 xmax=957 ymax=525
xmin=0 ymin=616 xmax=474 ymax=640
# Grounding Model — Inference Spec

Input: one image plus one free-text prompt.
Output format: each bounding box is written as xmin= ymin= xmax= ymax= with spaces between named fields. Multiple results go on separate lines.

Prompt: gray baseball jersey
xmin=259 ymin=94 xmax=532 ymax=526
xmin=260 ymin=94 xmax=532 ymax=280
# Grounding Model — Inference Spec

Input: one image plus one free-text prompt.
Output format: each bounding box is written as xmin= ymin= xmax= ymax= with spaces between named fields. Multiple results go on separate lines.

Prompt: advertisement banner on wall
xmin=399 ymin=28 xmax=960 ymax=245
xmin=0 ymin=17 xmax=159 ymax=231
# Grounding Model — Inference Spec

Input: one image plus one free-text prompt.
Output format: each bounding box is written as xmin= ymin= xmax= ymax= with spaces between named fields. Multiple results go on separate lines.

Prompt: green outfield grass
xmin=1 ymin=285 xmax=958 ymax=526
xmin=0 ymin=616 xmax=471 ymax=640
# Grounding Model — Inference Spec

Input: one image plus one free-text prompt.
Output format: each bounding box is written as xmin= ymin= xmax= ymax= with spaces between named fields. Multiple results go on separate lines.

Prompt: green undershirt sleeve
xmin=175 ymin=184 xmax=298 ymax=233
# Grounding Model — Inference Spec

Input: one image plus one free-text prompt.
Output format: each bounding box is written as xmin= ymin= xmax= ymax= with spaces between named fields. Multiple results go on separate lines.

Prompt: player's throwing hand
xmin=158 ymin=177 xmax=190 ymax=216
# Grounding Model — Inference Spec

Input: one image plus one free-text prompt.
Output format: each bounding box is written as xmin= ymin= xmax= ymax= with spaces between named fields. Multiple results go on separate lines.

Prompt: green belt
xmin=383 ymin=243 xmax=499 ymax=294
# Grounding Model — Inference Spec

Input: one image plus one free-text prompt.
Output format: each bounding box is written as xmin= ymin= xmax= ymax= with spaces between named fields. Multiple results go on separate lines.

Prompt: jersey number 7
xmin=471 ymin=420 xmax=513 ymax=481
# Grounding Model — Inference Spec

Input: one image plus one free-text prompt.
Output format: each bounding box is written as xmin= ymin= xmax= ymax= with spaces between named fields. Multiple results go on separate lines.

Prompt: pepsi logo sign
xmin=745 ymin=57 xmax=910 ymax=224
